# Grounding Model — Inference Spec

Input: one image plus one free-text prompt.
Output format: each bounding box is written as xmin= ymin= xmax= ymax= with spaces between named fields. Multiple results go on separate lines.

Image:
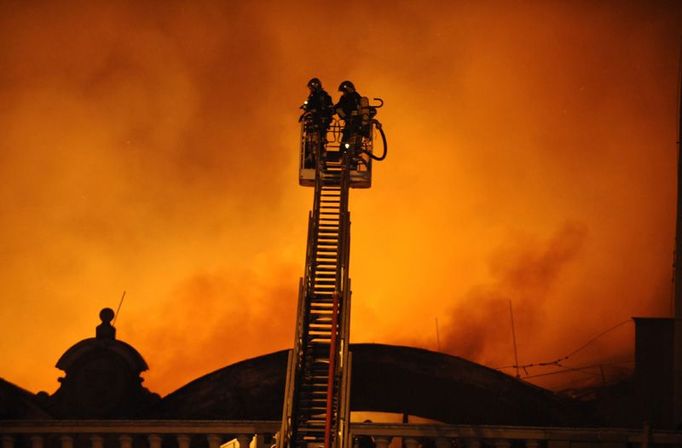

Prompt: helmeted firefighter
xmin=300 ymin=78 xmax=333 ymax=168
xmin=334 ymin=80 xmax=363 ymax=152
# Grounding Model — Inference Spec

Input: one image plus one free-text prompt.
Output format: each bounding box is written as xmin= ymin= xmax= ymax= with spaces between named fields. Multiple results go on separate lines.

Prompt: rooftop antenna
xmin=509 ymin=300 xmax=521 ymax=379
xmin=112 ymin=290 xmax=126 ymax=326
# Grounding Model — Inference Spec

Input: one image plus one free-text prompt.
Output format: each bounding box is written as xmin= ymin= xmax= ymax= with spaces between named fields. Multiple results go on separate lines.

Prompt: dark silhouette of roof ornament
xmin=95 ymin=307 xmax=116 ymax=340
xmin=48 ymin=308 xmax=159 ymax=418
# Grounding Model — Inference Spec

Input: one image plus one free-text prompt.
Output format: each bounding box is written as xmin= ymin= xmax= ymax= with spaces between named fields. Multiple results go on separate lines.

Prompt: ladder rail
xmin=324 ymin=292 xmax=340 ymax=448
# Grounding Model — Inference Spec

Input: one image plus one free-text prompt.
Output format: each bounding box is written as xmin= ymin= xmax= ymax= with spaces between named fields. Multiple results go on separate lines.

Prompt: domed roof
xmin=56 ymin=308 xmax=148 ymax=373
xmin=56 ymin=338 xmax=148 ymax=373
xmin=151 ymin=344 xmax=584 ymax=425
xmin=49 ymin=308 xmax=157 ymax=418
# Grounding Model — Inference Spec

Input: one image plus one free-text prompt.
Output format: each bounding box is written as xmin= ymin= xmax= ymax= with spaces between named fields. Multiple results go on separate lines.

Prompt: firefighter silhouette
xmin=300 ymin=77 xmax=333 ymax=168
xmin=334 ymin=80 xmax=362 ymax=153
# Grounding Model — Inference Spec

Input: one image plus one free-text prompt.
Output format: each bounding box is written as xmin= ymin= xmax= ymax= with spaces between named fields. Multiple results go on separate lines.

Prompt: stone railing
xmin=2 ymin=421 xmax=682 ymax=448
xmin=348 ymin=422 xmax=682 ymax=448
xmin=0 ymin=421 xmax=278 ymax=448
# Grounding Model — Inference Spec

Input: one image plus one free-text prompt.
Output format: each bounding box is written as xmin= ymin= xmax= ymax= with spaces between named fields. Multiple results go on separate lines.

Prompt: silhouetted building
xmin=47 ymin=308 xmax=159 ymax=418
xmin=0 ymin=308 xmax=660 ymax=427
xmin=3 ymin=309 xmax=682 ymax=448
xmin=633 ymin=317 xmax=682 ymax=429
xmin=1 ymin=309 xmax=588 ymax=424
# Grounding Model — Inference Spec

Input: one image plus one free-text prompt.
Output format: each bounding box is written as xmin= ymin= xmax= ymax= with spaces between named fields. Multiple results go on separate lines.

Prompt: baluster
xmin=176 ymin=435 xmax=190 ymax=448
xmin=119 ymin=435 xmax=133 ymax=448
xmin=148 ymin=435 xmax=162 ymax=448
xmin=404 ymin=438 xmax=421 ymax=448
xmin=30 ymin=436 xmax=44 ymax=448
xmin=2 ymin=435 xmax=14 ymax=448
xmin=237 ymin=435 xmax=252 ymax=448
xmin=90 ymin=436 xmax=103 ymax=448
xmin=207 ymin=434 xmax=222 ymax=448
xmin=251 ymin=434 xmax=264 ymax=448
xmin=374 ymin=436 xmax=393 ymax=448
xmin=60 ymin=436 xmax=73 ymax=448
xmin=434 ymin=437 xmax=453 ymax=448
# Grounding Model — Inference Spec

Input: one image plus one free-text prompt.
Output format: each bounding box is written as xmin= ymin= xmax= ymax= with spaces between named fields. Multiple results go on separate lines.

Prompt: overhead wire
xmin=494 ymin=319 xmax=633 ymax=377
xmin=521 ymin=359 xmax=635 ymax=380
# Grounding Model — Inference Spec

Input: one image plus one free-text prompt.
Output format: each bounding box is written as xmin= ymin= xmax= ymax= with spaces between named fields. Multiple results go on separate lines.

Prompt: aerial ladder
xmin=279 ymin=96 xmax=387 ymax=448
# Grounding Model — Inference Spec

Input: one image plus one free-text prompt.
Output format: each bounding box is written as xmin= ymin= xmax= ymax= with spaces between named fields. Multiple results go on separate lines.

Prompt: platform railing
xmin=2 ymin=421 xmax=682 ymax=448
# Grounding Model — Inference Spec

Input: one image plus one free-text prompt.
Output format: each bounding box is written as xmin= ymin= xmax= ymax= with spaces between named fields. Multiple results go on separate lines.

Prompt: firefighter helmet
xmin=307 ymin=77 xmax=322 ymax=90
xmin=338 ymin=80 xmax=355 ymax=93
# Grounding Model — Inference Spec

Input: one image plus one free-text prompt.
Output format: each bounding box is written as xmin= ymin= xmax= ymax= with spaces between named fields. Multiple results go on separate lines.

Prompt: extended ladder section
xmin=280 ymin=146 xmax=353 ymax=448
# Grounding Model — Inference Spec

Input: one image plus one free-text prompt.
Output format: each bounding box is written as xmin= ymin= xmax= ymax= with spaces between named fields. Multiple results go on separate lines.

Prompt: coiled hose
xmin=363 ymin=120 xmax=388 ymax=161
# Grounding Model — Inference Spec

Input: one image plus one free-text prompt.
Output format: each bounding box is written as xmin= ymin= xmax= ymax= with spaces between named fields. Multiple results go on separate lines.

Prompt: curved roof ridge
xmin=56 ymin=337 xmax=149 ymax=373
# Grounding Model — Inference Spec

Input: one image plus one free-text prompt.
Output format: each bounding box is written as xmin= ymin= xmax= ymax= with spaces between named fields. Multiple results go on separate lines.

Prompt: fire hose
xmin=362 ymin=119 xmax=388 ymax=161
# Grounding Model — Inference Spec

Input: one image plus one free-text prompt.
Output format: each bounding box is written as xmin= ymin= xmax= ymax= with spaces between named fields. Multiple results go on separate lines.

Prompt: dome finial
xmin=96 ymin=308 xmax=116 ymax=339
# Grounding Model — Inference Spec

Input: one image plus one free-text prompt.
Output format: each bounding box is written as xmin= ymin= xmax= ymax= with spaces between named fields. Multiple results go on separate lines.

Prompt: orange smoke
xmin=0 ymin=1 xmax=680 ymax=395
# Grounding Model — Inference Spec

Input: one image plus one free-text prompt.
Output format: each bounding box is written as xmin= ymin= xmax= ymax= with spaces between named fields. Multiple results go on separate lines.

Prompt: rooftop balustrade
xmin=2 ymin=421 xmax=680 ymax=448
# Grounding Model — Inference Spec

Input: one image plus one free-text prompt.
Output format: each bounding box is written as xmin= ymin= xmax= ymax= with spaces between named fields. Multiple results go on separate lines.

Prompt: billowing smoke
xmin=428 ymin=223 xmax=629 ymax=390
xmin=0 ymin=1 xmax=680 ymax=395
xmin=438 ymin=223 xmax=588 ymax=361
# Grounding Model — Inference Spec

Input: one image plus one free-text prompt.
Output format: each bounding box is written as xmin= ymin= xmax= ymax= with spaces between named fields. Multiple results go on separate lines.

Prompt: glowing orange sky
xmin=1 ymin=1 xmax=681 ymax=396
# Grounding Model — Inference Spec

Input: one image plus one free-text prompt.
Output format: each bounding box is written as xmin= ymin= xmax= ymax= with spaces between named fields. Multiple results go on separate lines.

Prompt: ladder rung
xmin=301 ymin=385 xmax=328 ymax=391
xmin=310 ymin=303 xmax=333 ymax=308
xmin=309 ymin=338 xmax=331 ymax=343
